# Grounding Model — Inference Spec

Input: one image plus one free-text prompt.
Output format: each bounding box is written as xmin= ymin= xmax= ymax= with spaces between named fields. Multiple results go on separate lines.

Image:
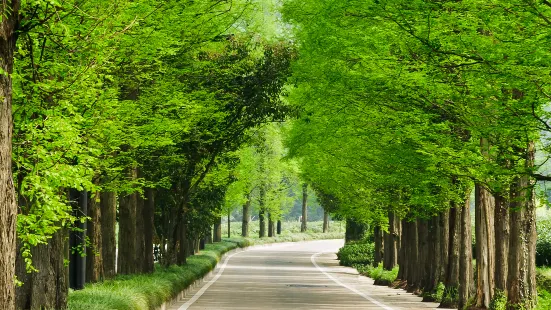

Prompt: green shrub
xmin=366 ymin=263 xmax=398 ymax=283
xmin=537 ymin=217 xmax=551 ymax=267
xmin=336 ymin=242 xmax=374 ymax=266
xmin=489 ymin=289 xmax=507 ymax=310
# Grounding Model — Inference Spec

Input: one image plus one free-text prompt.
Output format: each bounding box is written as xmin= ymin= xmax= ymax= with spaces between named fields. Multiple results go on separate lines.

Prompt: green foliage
xmin=537 ymin=214 xmax=551 ymax=267
xmin=336 ymin=242 xmax=375 ymax=267
xmin=489 ymin=290 xmax=508 ymax=310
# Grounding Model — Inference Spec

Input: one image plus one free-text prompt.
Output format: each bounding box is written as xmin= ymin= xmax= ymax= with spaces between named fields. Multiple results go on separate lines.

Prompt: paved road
xmin=170 ymin=239 xmax=448 ymax=310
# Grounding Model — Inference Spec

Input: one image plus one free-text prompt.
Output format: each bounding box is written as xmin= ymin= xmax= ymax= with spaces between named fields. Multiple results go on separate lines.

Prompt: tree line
xmin=282 ymin=0 xmax=551 ymax=309
xmin=0 ymin=1 xmax=300 ymax=309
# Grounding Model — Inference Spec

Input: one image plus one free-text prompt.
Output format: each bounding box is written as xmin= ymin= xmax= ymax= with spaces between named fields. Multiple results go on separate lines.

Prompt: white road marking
xmin=178 ymin=249 xmax=247 ymax=310
xmin=311 ymin=252 xmax=395 ymax=310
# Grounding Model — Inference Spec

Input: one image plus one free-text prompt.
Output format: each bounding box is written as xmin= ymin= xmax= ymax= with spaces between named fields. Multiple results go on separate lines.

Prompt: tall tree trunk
xmin=277 ymin=220 xmax=282 ymax=234
xmin=494 ymin=193 xmax=509 ymax=294
xmin=440 ymin=205 xmax=462 ymax=308
xmin=383 ymin=229 xmax=390 ymax=268
xmin=143 ymin=188 xmax=155 ymax=274
xmin=15 ymin=229 xmax=69 ymax=310
xmin=242 ymin=199 xmax=250 ymax=237
xmin=345 ymin=218 xmax=366 ymax=243
xmin=259 ymin=209 xmax=266 ymax=238
xmin=0 ymin=4 xmax=19 ymax=306
xmin=323 ymin=210 xmax=329 ymax=233
xmin=422 ymin=216 xmax=440 ymax=301
xmin=69 ymin=190 xmax=87 ymax=290
xmin=259 ymin=186 xmax=266 ymax=238
xmin=406 ymin=220 xmax=419 ymax=293
xmin=117 ymin=168 xmax=137 ymax=274
xmin=384 ymin=212 xmax=400 ymax=270
xmin=507 ymin=142 xmax=537 ymax=310
xmin=206 ymin=227 xmax=213 ymax=244
xmin=459 ymin=196 xmax=474 ymax=309
xmin=213 ymin=217 xmax=222 ymax=242
xmin=86 ymin=191 xmax=102 ymax=283
xmin=374 ymin=226 xmax=384 ymax=266
xmin=227 ymin=212 xmax=231 ymax=238
xmin=417 ymin=219 xmax=434 ymax=294
xmin=301 ymin=183 xmax=308 ymax=232
xmin=475 ymin=183 xmax=495 ymax=308
xmin=268 ymin=215 xmax=274 ymax=237
xmin=397 ymin=219 xmax=408 ymax=282
xmin=438 ymin=210 xmax=450 ymax=284
xmin=100 ymin=192 xmax=117 ymax=279
xmin=135 ymin=190 xmax=145 ymax=273
xmin=177 ymin=221 xmax=187 ymax=265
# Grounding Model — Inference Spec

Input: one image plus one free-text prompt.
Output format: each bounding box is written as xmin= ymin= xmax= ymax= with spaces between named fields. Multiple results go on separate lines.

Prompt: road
xmin=169 ymin=239 xmax=448 ymax=310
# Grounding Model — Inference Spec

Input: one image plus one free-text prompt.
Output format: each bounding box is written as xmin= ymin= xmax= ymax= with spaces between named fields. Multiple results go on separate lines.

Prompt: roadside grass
xmin=68 ymin=229 xmax=343 ymax=310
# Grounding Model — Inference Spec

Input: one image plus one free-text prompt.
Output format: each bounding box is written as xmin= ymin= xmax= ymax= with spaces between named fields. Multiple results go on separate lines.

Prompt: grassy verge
xmin=68 ymin=232 xmax=343 ymax=310
xmin=537 ymin=267 xmax=551 ymax=309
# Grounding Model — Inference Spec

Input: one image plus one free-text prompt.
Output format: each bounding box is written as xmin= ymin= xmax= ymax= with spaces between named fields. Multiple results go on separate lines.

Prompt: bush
xmin=537 ymin=217 xmax=551 ymax=267
xmin=336 ymin=242 xmax=374 ymax=266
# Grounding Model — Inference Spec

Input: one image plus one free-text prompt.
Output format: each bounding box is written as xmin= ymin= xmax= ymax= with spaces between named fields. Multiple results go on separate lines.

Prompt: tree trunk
xmin=277 ymin=220 xmax=282 ymax=234
xmin=438 ymin=210 xmax=450 ymax=284
xmin=418 ymin=219 xmax=430 ymax=295
xmin=86 ymin=191 xmax=102 ymax=283
xmin=117 ymin=174 xmax=137 ymax=275
xmin=374 ymin=226 xmax=384 ymax=266
xmin=259 ymin=209 xmax=266 ymax=238
xmin=206 ymin=227 xmax=213 ymax=244
xmin=440 ymin=205 xmax=462 ymax=308
xmin=228 ymin=212 xmax=231 ymax=238
xmin=422 ymin=216 xmax=440 ymax=301
xmin=323 ymin=210 xmax=329 ymax=233
xmin=406 ymin=220 xmax=419 ymax=293
xmin=301 ymin=183 xmax=308 ymax=232
xmin=100 ymin=192 xmax=116 ymax=279
xmin=0 ymin=5 xmax=19 ymax=306
xmin=143 ymin=188 xmax=155 ymax=274
xmin=268 ymin=215 xmax=274 ymax=237
xmin=213 ymin=217 xmax=222 ymax=242
xmin=397 ymin=219 xmax=408 ymax=282
xmin=345 ymin=218 xmax=366 ymax=243
xmin=384 ymin=212 xmax=399 ymax=270
xmin=507 ymin=143 xmax=537 ymax=310
xmin=383 ymin=229 xmax=390 ymax=268
xmin=475 ymin=183 xmax=495 ymax=308
xmin=494 ymin=193 xmax=509 ymax=293
xmin=69 ymin=190 xmax=87 ymax=290
xmin=15 ymin=229 xmax=68 ymax=310
xmin=242 ymin=199 xmax=250 ymax=237
xmin=177 ymin=221 xmax=187 ymax=265
xmin=459 ymin=196 xmax=474 ymax=310
xmin=259 ymin=186 xmax=266 ymax=238
xmin=135 ymin=191 xmax=145 ymax=273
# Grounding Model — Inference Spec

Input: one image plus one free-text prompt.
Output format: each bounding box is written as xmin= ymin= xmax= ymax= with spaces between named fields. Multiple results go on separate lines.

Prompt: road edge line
xmin=177 ymin=249 xmax=247 ymax=310
xmin=311 ymin=252 xmax=395 ymax=310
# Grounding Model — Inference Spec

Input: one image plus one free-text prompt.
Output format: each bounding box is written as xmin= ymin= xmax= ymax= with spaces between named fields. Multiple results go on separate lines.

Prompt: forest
xmin=0 ymin=0 xmax=550 ymax=309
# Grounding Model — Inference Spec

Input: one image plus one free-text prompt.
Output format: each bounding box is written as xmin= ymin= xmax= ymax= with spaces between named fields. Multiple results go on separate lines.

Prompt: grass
xmin=68 ymin=225 xmax=344 ymax=310
xmin=354 ymin=263 xmax=398 ymax=285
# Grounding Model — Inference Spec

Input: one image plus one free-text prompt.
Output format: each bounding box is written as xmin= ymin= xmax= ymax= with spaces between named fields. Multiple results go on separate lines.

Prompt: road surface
xmin=170 ymin=239 xmax=448 ymax=310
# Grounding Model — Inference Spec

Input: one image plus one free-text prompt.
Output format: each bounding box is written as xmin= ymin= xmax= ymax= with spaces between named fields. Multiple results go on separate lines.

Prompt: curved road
xmin=169 ymin=240 xmax=448 ymax=310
